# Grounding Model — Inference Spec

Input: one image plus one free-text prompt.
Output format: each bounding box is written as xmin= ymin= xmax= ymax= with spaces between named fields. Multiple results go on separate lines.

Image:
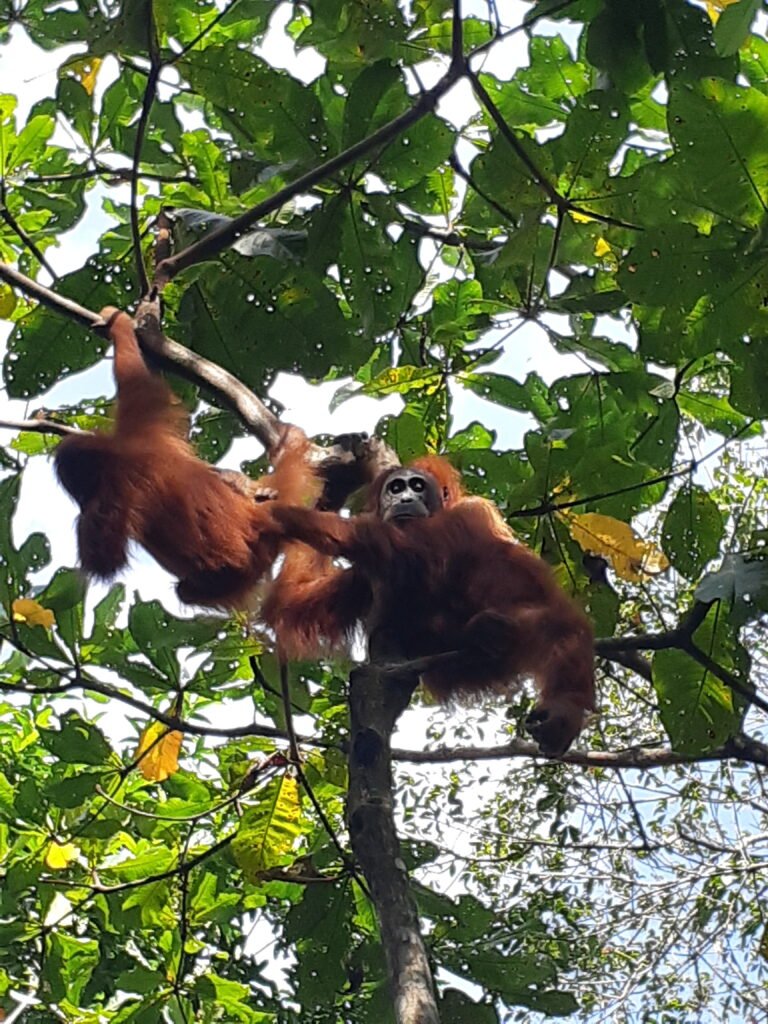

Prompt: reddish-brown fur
xmin=264 ymin=456 xmax=594 ymax=754
xmin=55 ymin=307 xmax=319 ymax=609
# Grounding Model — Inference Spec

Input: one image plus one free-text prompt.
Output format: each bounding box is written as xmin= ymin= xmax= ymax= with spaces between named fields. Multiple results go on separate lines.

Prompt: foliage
xmin=0 ymin=0 xmax=767 ymax=1021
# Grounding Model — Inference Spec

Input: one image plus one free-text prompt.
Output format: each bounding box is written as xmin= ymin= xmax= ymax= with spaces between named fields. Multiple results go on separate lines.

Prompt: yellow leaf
xmin=594 ymin=237 xmax=612 ymax=258
xmin=12 ymin=598 xmax=55 ymax=629
xmin=135 ymin=721 xmax=182 ymax=782
xmin=568 ymin=512 xmax=670 ymax=582
xmin=0 ymin=284 xmax=16 ymax=318
xmin=232 ymin=774 xmax=302 ymax=882
xmin=44 ymin=841 xmax=79 ymax=870
xmin=61 ymin=56 xmax=103 ymax=96
xmin=569 ymin=209 xmax=595 ymax=224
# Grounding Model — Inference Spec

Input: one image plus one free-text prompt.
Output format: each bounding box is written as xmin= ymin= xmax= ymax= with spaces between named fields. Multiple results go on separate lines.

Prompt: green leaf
xmin=696 ymin=554 xmax=768 ymax=625
xmin=654 ymin=610 xmax=747 ymax=752
xmin=46 ymin=771 xmax=104 ymax=809
xmin=43 ymin=933 xmax=99 ymax=1004
xmin=460 ymin=371 xmax=555 ymax=420
xmin=232 ymin=774 xmax=303 ymax=881
xmin=38 ymin=711 xmax=113 ymax=766
xmin=661 ymin=484 xmax=724 ymax=580
xmin=714 ymin=0 xmax=761 ymax=55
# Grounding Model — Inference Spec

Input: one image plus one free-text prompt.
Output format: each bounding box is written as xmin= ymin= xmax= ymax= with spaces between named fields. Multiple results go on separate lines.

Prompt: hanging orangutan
xmin=55 ymin=307 xmax=320 ymax=609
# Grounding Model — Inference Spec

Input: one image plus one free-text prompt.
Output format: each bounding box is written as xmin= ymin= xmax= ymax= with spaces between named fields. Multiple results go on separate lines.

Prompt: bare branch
xmin=0 ymin=416 xmax=83 ymax=437
xmin=392 ymin=733 xmax=768 ymax=770
xmin=0 ymin=262 xmax=100 ymax=329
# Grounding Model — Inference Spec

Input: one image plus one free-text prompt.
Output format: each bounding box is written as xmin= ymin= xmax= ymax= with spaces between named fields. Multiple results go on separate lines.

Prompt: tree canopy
xmin=1 ymin=0 xmax=768 ymax=1021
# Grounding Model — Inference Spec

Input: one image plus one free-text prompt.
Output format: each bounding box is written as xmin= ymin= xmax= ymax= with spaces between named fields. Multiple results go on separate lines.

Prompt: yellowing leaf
xmin=12 ymin=598 xmax=55 ymax=629
xmin=594 ymin=237 xmax=612 ymax=258
xmin=232 ymin=774 xmax=302 ymax=882
xmin=135 ymin=721 xmax=182 ymax=782
xmin=61 ymin=56 xmax=103 ymax=95
xmin=569 ymin=209 xmax=595 ymax=224
xmin=568 ymin=512 xmax=670 ymax=582
xmin=0 ymin=284 xmax=16 ymax=318
xmin=44 ymin=841 xmax=79 ymax=870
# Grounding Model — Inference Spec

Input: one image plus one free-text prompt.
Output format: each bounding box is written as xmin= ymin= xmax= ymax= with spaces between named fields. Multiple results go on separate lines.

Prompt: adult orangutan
xmin=263 ymin=456 xmax=595 ymax=755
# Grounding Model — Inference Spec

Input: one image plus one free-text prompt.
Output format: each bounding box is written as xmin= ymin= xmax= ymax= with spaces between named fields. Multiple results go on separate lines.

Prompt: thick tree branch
xmin=134 ymin=297 xmax=284 ymax=450
xmin=0 ymin=264 xmax=396 ymax=488
xmin=347 ymin=663 xmax=440 ymax=1024
xmin=0 ymin=261 xmax=98 ymax=329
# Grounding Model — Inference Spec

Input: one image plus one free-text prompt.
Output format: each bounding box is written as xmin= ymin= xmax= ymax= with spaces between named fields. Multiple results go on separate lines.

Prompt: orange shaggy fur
xmin=55 ymin=307 xmax=319 ymax=608
xmin=263 ymin=456 xmax=595 ymax=755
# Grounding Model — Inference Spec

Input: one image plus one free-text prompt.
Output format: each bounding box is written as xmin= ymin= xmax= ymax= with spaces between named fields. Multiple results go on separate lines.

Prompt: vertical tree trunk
xmin=346 ymin=664 xmax=440 ymax=1024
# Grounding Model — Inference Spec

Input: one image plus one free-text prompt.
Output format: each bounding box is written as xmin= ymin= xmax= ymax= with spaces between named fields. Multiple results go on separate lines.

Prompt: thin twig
xmin=468 ymin=69 xmax=641 ymax=232
xmin=0 ymin=667 xmax=332 ymax=748
xmin=0 ymin=417 xmax=83 ymax=437
xmin=170 ymin=0 xmax=243 ymax=62
xmin=129 ymin=15 xmax=163 ymax=296
xmin=279 ymin=659 xmax=368 ymax=893
xmin=0 ymin=203 xmax=58 ymax=280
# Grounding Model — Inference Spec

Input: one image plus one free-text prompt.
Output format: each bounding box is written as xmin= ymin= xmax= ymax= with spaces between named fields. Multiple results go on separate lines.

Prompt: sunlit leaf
xmin=44 ymin=841 xmax=79 ymax=870
xmin=135 ymin=721 xmax=183 ymax=782
xmin=567 ymin=513 xmax=669 ymax=581
xmin=61 ymin=55 xmax=103 ymax=95
xmin=232 ymin=774 xmax=302 ymax=882
xmin=11 ymin=597 xmax=55 ymax=629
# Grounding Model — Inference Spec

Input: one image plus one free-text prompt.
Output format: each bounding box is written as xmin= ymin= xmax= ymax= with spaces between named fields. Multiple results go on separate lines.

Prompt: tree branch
xmin=392 ymin=733 xmax=768 ymax=770
xmin=0 ymin=264 xmax=397 ymax=482
xmin=468 ymin=69 xmax=641 ymax=231
xmin=134 ymin=297 xmax=284 ymax=450
xmin=0 ymin=416 xmax=82 ymax=437
xmin=129 ymin=12 xmax=162 ymax=297
xmin=0 ymin=261 xmax=99 ymax=330
xmin=347 ymin=663 xmax=440 ymax=1024
xmin=155 ymin=57 xmax=466 ymax=285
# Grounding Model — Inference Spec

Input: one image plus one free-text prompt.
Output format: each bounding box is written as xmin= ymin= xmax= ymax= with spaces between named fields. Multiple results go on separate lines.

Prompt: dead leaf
xmin=568 ymin=512 xmax=669 ymax=582
xmin=135 ymin=721 xmax=182 ymax=782
xmin=12 ymin=598 xmax=55 ymax=629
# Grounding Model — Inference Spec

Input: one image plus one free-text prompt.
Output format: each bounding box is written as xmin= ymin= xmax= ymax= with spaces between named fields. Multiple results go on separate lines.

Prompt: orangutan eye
xmin=387 ymin=478 xmax=406 ymax=494
xmin=410 ymin=477 xmax=425 ymax=492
